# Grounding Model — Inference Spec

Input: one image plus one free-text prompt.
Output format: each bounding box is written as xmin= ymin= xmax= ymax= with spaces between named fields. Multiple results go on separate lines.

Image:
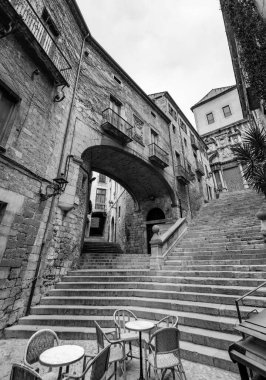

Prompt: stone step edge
xmin=53 ymin=282 xmax=266 ymax=293
xmin=37 ymin=299 xmax=238 ymax=324
xmin=45 ymin=289 xmax=266 ymax=301
xmin=17 ymin=315 xmax=240 ymax=342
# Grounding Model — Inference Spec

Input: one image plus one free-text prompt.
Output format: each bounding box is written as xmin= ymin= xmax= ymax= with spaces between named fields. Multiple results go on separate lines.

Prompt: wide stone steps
xmin=5 ymin=189 xmax=265 ymax=374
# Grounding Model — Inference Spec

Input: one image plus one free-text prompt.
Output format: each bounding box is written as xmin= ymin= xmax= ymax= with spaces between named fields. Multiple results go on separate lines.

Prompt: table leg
xmin=138 ymin=331 xmax=145 ymax=380
xmin=57 ymin=366 xmax=62 ymax=380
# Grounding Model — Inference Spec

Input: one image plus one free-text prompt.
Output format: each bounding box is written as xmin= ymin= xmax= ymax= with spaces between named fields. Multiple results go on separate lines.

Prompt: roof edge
xmin=191 ymin=85 xmax=237 ymax=111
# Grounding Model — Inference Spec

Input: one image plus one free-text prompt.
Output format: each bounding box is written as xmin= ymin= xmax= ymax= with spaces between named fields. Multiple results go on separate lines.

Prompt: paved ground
xmin=0 ymin=338 xmax=240 ymax=380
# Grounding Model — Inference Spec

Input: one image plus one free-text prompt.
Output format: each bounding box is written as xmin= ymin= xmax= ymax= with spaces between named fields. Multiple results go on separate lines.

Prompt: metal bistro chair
xmin=113 ymin=309 xmax=139 ymax=359
xmin=10 ymin=363 xmax=43 ymax=380
xmin=61 ymin=344 xmax=111 ymax=380
xmin=143 ymin=315 xmax=179 ymax=345
xmin=95 ymin=321 xmax=127 ymax=380
xmin=24 ymin=328 xmax=60 ymax=379
xmin=146 ymin=327 xmax=187 ymax=380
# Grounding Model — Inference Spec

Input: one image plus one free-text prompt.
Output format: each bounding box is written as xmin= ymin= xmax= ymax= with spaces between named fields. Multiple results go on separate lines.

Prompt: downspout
xmin=25 ymin=31 xmax=91 ymax=315
xmin=167 ymin=120 xmax=181 ymax=217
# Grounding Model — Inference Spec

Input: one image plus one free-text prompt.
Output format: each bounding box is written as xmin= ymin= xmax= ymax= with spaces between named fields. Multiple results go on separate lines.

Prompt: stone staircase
xmin=5 ymin=190 xmax=266 ymax=372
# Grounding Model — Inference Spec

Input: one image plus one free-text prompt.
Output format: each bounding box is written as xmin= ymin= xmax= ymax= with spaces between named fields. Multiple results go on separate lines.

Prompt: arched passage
xmin=82 ymin=145 xmax=177 ymax=210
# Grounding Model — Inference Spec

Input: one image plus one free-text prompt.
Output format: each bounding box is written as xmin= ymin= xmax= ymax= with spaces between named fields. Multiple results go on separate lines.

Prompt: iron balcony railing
xmin=148 ymin=143 xmax=169 ymax=168
xmin=9 ymin=0 xmax=71 ymax=85
xmin=195 ymin=160 xmax=205 ymax=176
xmin=176 ymin=165 xmax=193 ymax=183
xmin=102 ymin=108 xmax=133 ymax=143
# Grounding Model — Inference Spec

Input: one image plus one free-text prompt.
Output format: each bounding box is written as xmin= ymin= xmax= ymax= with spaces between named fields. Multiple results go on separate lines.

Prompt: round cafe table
xmin=125 ymin=320 xmax=155 ymax=380
xmin=39 ymin=344 xmax=85 ymax=380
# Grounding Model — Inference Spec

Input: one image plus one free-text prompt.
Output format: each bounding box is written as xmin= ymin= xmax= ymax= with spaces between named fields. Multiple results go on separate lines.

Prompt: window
xmin=184 ymin=138 xmax=187 ymax=148
xmin=175 ymin=151 xmax=181 ymax=166
xmin=151 ymin=129 xmax=159 ymax=145
xmin=95 ymin=188 xmax=106 ymax=205
xmin=118 ymin=206 xmax=121 ymax=217
xmin=98 ymin=174 xmax=106 ymax=183
xmin=110 ymin=95 xmax=122 ymax=114
xmin=0 ymin=85 xmax=17 ymax=147
xmin=41 ymin=8 xmax=60 ymax=37
xmin=114 ymin=75 xmax=121 ymax=85
xmin=222 ymin=105 xmax=232 ymax=118
xmin=0 ymin=201 xmax=7 ymax=225
xmin=206 ymin=112 xmax=214 ymax=124
xmin=179 ymin=119 xmax=187 ymax=134
xmin=172 ymin=125 xmax=176 ymax=134
xmin=168 ymin=103 xmax=177 ymax=121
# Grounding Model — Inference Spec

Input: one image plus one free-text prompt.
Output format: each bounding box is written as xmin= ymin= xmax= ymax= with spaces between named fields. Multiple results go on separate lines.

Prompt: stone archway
xmin=78 ymin=144 xmax=177 ymax=255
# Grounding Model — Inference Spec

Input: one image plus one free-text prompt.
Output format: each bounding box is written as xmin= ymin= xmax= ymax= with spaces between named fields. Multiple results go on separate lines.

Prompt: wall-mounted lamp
xmin=40 ymin=176 xmax=68 ymax=201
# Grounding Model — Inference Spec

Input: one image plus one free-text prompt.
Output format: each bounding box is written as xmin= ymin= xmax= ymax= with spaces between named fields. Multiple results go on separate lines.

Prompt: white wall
xmin=193 ymin=88 xmax=244 ymax=135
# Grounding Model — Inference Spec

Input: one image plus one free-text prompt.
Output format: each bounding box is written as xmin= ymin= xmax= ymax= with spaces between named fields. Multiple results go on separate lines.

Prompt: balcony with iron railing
xmin=191 ymin=134 xmax=199 ymax=150
xmin=148 ymin=143 xmax=169 ymax=169
xmin=195 ymin=160 xmax=205 ymax=176
xmin=1 ymin=0 xmax=71 ymax=86
xmin=176 ymin=164 xmax=194 ymax=184
xmin=101 ymin=108 xmax=133 ymax=144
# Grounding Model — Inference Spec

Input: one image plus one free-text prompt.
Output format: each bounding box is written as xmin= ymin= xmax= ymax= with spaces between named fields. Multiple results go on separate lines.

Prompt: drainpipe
xmin=25 ymin=31 xmax=91 ymax=315
xmin=167 ymin=121 xmax=180 ymax=217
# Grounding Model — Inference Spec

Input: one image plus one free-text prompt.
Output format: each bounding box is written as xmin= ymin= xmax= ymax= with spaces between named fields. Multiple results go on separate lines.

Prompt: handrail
xmin=235 ymin=280 xmax=266 ymax=324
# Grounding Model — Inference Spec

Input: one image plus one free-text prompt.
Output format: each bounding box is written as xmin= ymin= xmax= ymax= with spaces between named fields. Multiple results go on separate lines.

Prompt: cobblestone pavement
xmin=0 ymin=339 xmax=240 ymax=380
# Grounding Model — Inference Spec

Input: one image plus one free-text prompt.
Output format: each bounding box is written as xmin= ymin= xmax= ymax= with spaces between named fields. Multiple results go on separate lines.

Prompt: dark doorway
xmin=90 ymin=211 xmax=106 ymax=236
xmin=146 ymin=208 xmax=166 ymax=255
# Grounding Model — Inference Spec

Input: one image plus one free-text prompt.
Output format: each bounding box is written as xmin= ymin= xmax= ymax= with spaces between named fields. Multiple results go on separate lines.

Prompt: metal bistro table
xmin=39 ymin=344 xmax=85 ymax=380
xmin=125 ymin=320 xmax=155 ymax=380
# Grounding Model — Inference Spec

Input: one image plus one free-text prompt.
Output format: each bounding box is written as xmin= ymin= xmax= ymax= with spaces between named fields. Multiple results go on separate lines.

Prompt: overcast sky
xmin=76 ymin=0 xmax=236 ymax=126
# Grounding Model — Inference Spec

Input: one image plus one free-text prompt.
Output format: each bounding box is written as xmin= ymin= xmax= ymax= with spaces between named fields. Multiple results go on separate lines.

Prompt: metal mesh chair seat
xmin=109 ymin=346 xmax=125 ymax=364
xmin=147 ymin=352 xmax=181 ymax=369
xmin=119 ymin=330 xmax=139 ymax=342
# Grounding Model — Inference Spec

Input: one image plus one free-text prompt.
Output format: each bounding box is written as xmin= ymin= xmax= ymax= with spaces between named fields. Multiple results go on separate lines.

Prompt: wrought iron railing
xmin=149 ymin=143 xmax=169 ymax=166
xmin=195 ymin=160 xmax=205 ymax=175
xmin=9 ymin=0 xmax=71 ymax=83
xmin=235 ymin=281 xmax=266 ymax=324
xmin=102 ymin=108 xmax=133 ymax=138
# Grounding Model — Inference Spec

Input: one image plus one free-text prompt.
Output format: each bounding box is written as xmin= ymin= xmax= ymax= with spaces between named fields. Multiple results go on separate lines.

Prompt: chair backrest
xmin=87 ymin=345 xmax=110 ymax=380
xmin=113 ymin=309 xmax=138 ymax=334
xmin=95 ymin=321 xmax=105 ymax=351
xmin=156 ymin=315 xmax=178 ymax=329
xmin=24 ymin=329 xmax=59 ymax=366
xmin=151 ymin=327 xmax=181 ymax=354
xmin=10 ymin=363 xmax=42 ymax=380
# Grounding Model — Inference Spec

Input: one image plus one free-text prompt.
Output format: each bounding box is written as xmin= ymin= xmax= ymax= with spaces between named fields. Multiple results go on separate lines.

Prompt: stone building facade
xmin=0 ymin=0 xmax=212 ymax=332
xmin=191 ymin=86 xmax=249 ymax=193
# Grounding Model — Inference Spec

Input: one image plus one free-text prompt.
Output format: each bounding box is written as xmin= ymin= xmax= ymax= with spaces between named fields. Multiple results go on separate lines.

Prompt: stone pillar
xmin=150 ymin=225 xmax=163 ymax=270
xmin=219 ymin=169 xmax=227 ymax=191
